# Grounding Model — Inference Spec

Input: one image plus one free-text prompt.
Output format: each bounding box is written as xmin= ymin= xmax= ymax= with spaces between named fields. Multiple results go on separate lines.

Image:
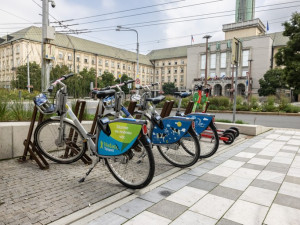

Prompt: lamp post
xmin=203 ymin=35 xmax=212 ymax=86
xmin=116 ymin=26 xmax=139 ymax=86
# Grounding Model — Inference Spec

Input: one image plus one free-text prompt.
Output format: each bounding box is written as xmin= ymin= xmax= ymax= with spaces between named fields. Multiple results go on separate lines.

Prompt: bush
xmin=283 ymin=104 xmax=300 ymax=113
xmin=209 ymin=96 xmax=230 ymax=109
xmin=10 ymin=101 xmax=33 ymax=121
xmin=157 ymin=95 xmax=178 ymax=108
xmin=262 ymin=96 xmax=278 ymax=112
xmin=250 ymin=96 xmax=259 ymax=110
xmin=0 ymin=99 xmax=8 ymax=121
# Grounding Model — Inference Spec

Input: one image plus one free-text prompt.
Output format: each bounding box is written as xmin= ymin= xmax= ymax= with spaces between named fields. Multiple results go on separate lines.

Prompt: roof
xmin=147 ymin=45 xmax=188 ymax=60
xmin=0 ymin=26 xmax=152 ymax=66
xmin=268 ymin=32 xmax=289 ymax=47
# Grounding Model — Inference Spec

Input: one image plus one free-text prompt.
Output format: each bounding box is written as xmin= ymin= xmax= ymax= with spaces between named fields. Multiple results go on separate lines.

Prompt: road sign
xmin=118 ymin=73 xmax=122 ymax=79
xmin=136 ymin=78 xmax=140 ymax=84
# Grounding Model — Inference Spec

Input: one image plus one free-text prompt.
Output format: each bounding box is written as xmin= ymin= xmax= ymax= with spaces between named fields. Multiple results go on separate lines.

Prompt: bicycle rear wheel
xmin=34 ymin=119 xmax=86 ymax=164
xmin=198 ymin=122 xmax=219 ymax=158
xmin=105 ymin=135 xmax=155 ymax=189
xmin=157 ymin=128 xmax=200 ymax=168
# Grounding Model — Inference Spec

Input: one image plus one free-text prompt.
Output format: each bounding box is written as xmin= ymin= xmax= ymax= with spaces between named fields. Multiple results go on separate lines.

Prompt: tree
xmin=115 ymin=74 xmax=133 ymax=94
xmin=11 ymin=62 xmax=41 ymax=91
xmin=162 ymin=82 xmax=177 ymax=95
xmin=258 ymin=68 xmax=286 ymax=96
xmin=275 ymin=12 xmax=300 ymax=95
xmin=99 ymin=71 xmax=116 ymax=88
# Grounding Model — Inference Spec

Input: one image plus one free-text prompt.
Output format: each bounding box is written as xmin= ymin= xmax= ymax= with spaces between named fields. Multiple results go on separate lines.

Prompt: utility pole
xmin=27 ymin=42 xmax=30 ymax=93
xmin=41 ymin=0 xmax=56 ymax=92
xmin=203 ymin=35 xmax=212 ymax=86
xmin=232 ymin=37 xmax=241 ymax=123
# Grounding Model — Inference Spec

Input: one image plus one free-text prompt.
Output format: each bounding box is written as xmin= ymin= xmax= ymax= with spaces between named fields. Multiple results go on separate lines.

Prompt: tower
xmin=222 ymin=0 xmax=265 ymax=40
xmin=236 ymin=0 xmax=255 ymax=22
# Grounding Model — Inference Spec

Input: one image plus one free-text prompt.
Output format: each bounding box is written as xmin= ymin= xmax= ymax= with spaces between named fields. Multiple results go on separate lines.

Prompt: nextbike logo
xmin=100 ymin=141 xmax=118 ymax=151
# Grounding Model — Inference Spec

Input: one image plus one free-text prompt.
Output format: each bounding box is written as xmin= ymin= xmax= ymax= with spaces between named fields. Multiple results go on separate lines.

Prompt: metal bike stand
xmin=164 ymin=100 xmax=174 ymax=118
xmin=184 ymin=101 xmax=194 ymax=115
xmin=18 ymin=106 xmax=49 ymax=170
xmin=160 ymin=100 xmax=170 ymax=118
xmin=66 ymin=100 xmax=92 ymax=165
xmin=127 ymin=101 xmax=137 ymax=115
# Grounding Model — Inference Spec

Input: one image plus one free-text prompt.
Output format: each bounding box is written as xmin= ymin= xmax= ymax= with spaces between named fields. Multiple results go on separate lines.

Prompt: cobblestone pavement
xmin=69 ymin=129 xmax=300 ymax=225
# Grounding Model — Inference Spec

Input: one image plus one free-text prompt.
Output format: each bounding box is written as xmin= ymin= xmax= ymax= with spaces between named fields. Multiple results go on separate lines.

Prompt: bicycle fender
xmin=49 ymin=116 xmax=76 ymax=126
xmin=151 ymin=116 xmax=192 ymax=145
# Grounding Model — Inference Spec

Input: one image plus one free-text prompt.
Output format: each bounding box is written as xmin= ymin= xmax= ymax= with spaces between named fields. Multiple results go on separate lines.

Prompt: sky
xmin=0 ymin=0 xmax=299 ymax=55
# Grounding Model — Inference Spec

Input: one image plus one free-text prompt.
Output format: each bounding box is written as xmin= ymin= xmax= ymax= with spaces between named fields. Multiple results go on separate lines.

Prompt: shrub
xmin=262 ymin=95 xmax=278 ymax=112
xmin=10 ymin=101 xmax=33 ymax=121
xmin=209 ymin=96 xmax=230 ymax=109
xmin=284 ymin=104 xmax=300 ymax=113
xmin=0 ymin=99 xmax=8 ymax=121
xmin=250 ymin=96 xmax=259 ymax=110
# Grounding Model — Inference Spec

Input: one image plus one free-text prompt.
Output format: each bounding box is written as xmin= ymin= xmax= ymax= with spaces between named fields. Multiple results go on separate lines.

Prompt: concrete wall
xmin=0 ymin=121 xmax=93 ymax=160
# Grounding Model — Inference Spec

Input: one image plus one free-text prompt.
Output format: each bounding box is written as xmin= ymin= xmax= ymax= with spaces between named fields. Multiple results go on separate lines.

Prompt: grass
xmin=215 ymin=119 xmax=248 ymax=124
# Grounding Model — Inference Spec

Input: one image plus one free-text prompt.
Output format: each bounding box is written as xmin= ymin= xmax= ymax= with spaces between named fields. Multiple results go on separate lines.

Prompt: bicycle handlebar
xmin=48 ymin=73 xmax=75 ymax=92
xmin=151 ymin=82 xmax=159 ymax=86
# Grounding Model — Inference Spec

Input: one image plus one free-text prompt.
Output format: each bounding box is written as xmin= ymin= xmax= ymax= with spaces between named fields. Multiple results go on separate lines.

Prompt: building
xmin=0 ymin=0 xmax=289 ymax=96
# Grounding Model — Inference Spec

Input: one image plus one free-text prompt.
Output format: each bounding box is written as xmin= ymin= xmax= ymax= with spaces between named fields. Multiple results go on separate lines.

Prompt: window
xmin=84 ymin=57 xmax=88 ymax=63
xmin=91 ymin=57 xmax=95 ymax=65
xmin=220 ymin=71 xmax=226 ymax=78
xmin=210 ymin=54 xmax=216 ymax=69
xmin=16 ymin=58 xmax=20 ymax=66
xmin=220 ymin=52 xmax=226 ymax=68
xmin=77 ymin=65 xmax=80 ymax=73
xmin=98 ymin=59 xmax=102 ymax=65
xmin=180 ymin=75 xmax=184 ymax=82
xmin=16 ymin=45 xmax=20 ymax=54
xmin=58 ymin=52 xmax=63 ymax=59
xmin=242 ymin=70 xmax=248 ymax=77
xmin=210 ymin=72 xmax=216 ymax=78
xmin=105 ymin=60 xmax=109 ymax=67
xmin=201 ymin=73 xmax=205 ymax=78
xmin=174 ymin=76 xmax=177 ymax=82
xmin=142 ymin=67 xmax=145 ymax=73
xmin=181 ymin=60 xmax=184 ymax=64
xmin=156 ymin=70 xmax=159 ymax=75
xmin=174 ymin=67 xmax=177 ymax=74
xmin=76 ymin=55 xmax=80 ymax=62
xmin=98 ymin=69 xmax=102 ymax=76
xmin=111 ymin=61 xmax=115 ymax=67
xmin=161 ymin=68 xmax=165 ymax=74
xmin=68 ymin=64 xmax=72 ymax=71
xmin=161 ymin=76 xmax=165 ymax=82
xmin=242 ymin=50 xmax=249 ymax=67
xmin=156 ymin=76 xmax=159 ymax=82
xmin=168 ymin=76 xmax=171 ymax=82
xmin=168 ymin=61 xmax=171 ymax=66
xmin=201 ymin=55 xmax=206 ymax=69
xmin=156 ymin=62 xmax=159 ymax=66
xmin=117 ymin=63 xmax=120 ymax=69
xmin=180 ymin=67 xmax=184 ymax=73
xmin=168 ymin=69 xmax=171 ymax=74
xmin=123 ymin=64 xmax=126 ymax=69
xmin=175 ymin=61 xmax=177 ymax=65
xmin=68 ymin=54 xmax=72 ymax=61
xmin=162 ymin=62 xmax=165 ymax=66
xmin=128 ymin=65 xmax=131 ymax=70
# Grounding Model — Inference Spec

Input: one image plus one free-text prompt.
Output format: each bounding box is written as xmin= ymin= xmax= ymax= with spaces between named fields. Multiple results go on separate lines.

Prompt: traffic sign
xmin=136 ymin=78 xmax=140 ymax=84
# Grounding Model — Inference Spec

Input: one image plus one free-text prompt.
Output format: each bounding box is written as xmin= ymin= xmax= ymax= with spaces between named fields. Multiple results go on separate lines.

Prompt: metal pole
xmin=41 ymin=0 xmax=50 ymax=93
xmin=27 ymin=42 xmax=30 ymax=93
xmin=232 ymin=40 xmax=240 ymax=123
xmin=203 ymin=35 xmax=211 ymax=86
xmin=136 ymin=31 xmax=139 ymax=87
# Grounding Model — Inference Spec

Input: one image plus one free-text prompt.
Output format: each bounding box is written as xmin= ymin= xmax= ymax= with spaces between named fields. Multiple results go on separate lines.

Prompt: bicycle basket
xmin=33 ymin=93 xmax=56 ymax=114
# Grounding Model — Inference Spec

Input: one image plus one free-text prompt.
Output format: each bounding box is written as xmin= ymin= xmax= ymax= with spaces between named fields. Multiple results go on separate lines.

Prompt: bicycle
xmin=131 ymin=83 xmax=201 ymax=168
xmin=33 ymin=73 xmax=155 ymax=189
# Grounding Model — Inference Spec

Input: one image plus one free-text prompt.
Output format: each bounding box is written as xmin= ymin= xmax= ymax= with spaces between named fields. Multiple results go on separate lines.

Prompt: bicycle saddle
xmin=96 ymin=89 xmax=116 ymax=99
xmin=146 ymin=95 xmax=166 ymax=105
xmin=173 ymin=92 xmax=192 ymax=98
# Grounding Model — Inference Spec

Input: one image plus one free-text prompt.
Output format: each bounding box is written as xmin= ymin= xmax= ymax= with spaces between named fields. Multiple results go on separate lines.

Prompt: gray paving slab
xmin=241 ymin=163 xmax=265 ymax=171
xmin=187 ymin=179 xmax=218 ymax=191
xmin=230 ymin=156 xmax=250 ymax=162
xmin=274 ymin=193 xmax=300 ymax=210
xmin=88 ymin=212 xmax=127 ymax=225
xmin=176 ymin=173 xmax=198 ymax=182
xmin=198 ymin=161 xmax=220 ymax=170
xmin=161 ymin=178 xmax=193 ymax=191
xmin=250 ymin=179 xmax=281 ymax=192
xmin=199 ymin=173 xmax=227 ymax=184
xmin=284 ymin=175 xmax=300 ymax=185
xmin=140 ymin=187 xmax=174 ymax=203
xmin=210 ymin=186 xmax=243 ymax=201
xmin=242 ymin=148 xmax=262 ymax=154
xmin=255 ymin=155 xmax=274 ymax=160
xmin=216 ymin=218 xmax=243 ymax=225
xmin=147 ymin=200 xmax=188 ymax=220
xmin=265 ymin=162 xmax=290 ymax=174
xmin=112 ymin=198 xmax=154 ymax=219
xmin=186 ymin=167 xmax=209 ymax=177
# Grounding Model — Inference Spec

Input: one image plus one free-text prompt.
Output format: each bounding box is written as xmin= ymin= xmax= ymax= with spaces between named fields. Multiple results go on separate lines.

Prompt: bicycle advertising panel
xmin=97 ymin=121 xmax=142 ymax=156
xmin=184 ymin=113 xmax=213 ymax=136
xmin=151 ymin=117 xmax=192 ymax=145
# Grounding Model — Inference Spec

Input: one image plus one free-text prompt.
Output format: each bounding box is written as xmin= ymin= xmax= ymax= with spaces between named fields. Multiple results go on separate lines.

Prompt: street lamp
xmin=203 ymin=35 xmax=212 ymax=86
xmin=116 ymin=26 xmax=139 ymax=86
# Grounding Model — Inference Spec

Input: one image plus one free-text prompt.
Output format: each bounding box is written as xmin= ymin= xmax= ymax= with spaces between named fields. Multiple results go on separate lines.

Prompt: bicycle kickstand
xmin=79 ymin=157 xmax=101 ymax=183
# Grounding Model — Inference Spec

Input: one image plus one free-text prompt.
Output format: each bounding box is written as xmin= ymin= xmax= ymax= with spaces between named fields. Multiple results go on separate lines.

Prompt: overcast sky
xmin=0 ymin=0 xmax=299 ymax=54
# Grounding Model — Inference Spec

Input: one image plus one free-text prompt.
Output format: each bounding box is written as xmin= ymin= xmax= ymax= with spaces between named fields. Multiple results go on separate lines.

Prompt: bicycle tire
xmin=34 ymin=119 xmax=87 ymax=164
xmin=229 ymin=127 xmax=240 ymax=137
xmin=105 ymin=135 xmax=155 ymax=189
xmin=198 ymin=122 xmax=220 ymax=158
xmin=157 ymin=127 xmax=200 ymax=168
xmin=223 ymin=133 xmax=235 ymax=145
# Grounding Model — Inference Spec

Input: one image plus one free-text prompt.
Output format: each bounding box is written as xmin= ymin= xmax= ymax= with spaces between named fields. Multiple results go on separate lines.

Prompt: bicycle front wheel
xmin=157 ymin=128 xmax=200 ymax=168
xmin=34 ymin=119 xmax=87 ymax=164
xmin=105 ymin=135 xmax=155 ymax=189
xmin=199 ymin=122 xmax=219 ymax=158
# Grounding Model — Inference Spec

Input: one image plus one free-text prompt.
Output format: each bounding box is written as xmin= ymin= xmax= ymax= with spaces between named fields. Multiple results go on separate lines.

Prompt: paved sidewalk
xmin=65 ymin=129 xmax=300 ymax=225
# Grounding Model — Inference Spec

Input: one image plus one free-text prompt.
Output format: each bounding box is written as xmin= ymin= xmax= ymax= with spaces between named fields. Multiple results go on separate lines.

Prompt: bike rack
xmin=184 ymin=101 xmax=194 ymax=115
xmin=160 ymin=100 xmax=170 ymax=118
xmin=164 ymin=100 xmax=174 ymax=118
xmin=69 ymin=100 xmax=92 ymax=165
xmin=127 ymin=101 xmax=137 ymax=115
xmin=18 ymin=106 xmax=49 ymax=170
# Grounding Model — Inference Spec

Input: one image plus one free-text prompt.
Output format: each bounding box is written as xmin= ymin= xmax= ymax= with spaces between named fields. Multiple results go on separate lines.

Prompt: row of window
xmin=156 ymin=59 xmax=185 ymax=67
xmin=0 ymin=58 xmax=21 ymax=71
xmin=161 ymin=75 xmax=185 ymax=83
xmin=0 ymin=45 xmax=20 ymax=58
xmin=200 ymin=70 xmax=249 ymax=78
xmin=201 ymin=50 xmax=250 ymax=69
